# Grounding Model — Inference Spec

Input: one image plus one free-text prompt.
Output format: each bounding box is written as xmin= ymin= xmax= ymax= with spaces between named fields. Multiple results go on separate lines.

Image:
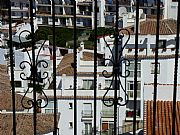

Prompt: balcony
xmin=82 ymin=130 xmax=92 ymax=135
xmin=82 ymin=110 xmax=93 ymax=118
xmin=101 ymin=110 xmax=114 ymax=118
xmin=126 ymin=110 xmax=140 ymax=121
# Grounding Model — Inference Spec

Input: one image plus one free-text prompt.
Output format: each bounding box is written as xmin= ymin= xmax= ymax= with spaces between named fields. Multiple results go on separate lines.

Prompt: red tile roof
xmin=56 ymin=52 xmax=104 ymax=75
xmin=123 ymin=19 xmax=178 ymax=35
xmin=144 ymin=100 xmax=180 ymax=135
xmin=125 ymin=54 xmax=180 ymax=59
xmin=0 ymin=64 xmax=30 ymax=111
xmin=0 ymin=113 xmax=60 ymax=135
xmin=0 ymin=64 xmax=60 ymax=134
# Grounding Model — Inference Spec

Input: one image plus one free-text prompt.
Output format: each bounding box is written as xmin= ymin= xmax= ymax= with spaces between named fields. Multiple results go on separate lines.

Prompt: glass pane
xmin=137 ymin=82 xmax=141 ymax=90
xmin=129 ymin=71 xmax=133 ymax=77
xmin=137 ymin=91 xmax=141 ymax=98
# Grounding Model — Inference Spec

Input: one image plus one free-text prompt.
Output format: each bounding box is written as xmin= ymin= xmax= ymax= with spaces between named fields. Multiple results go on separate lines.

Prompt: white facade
xmin=164 ymin=0 xmax=178 ymax=20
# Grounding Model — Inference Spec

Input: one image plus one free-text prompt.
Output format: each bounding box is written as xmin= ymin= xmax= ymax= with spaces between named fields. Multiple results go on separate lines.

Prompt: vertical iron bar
xmin=73 ymin=0 xmax=77 ymax=135
xmin=8 ymin=0 xmax=16 ymax=134
xmin=172 ymin=1 xmax=180 ymax=135
xmin=133 ymin=0 xmax=139 ymax=134
xmin=29 ymin=0 xmax=37 ymax=134
xmin=114 ymin=0 xmax=119 ymax=134
xmin=52 ymin=0 xmax=57 ymax=134
xmin=152 ymin=0 xmax=160 ymax=134
xmin=94 ymin=0 xmax=97 ymax=134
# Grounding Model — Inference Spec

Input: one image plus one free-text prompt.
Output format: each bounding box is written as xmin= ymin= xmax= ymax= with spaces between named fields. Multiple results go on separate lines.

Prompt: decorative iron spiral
xmin=102 ymin=28 xmax=131 ymax=107
xmin=19 ymin=30 xmax=49 ymax=109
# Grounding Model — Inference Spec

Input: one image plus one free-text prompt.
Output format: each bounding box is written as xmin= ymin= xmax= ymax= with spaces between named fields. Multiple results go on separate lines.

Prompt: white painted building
xmin=0 ymin=0 xmax=31 ymax=21
xmin=94 ymin=18 xmax=180 ymax=133
xmin=164 ymin=0 xmax=178 ymax=20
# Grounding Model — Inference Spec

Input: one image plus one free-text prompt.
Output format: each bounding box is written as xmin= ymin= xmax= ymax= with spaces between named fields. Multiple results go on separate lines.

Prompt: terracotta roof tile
xmin=81 ymin=52 xmax=94 ymax=61
xmin=0 ymin=113 xmax=60 ymax=135
xmin=56 ymin=52 xmax=103 ymax=75
xmin=125 ymin=54 xmax=180 ymax=59
xmin=123 ymin=19 xmax=179 ymax=35
xmin=0 ymin=91 xmax=31 ymax=111
xmin=0 ymin=64 xmax=30 ymax=111
xmin=144 ymin=101 xmax=180 ymax=135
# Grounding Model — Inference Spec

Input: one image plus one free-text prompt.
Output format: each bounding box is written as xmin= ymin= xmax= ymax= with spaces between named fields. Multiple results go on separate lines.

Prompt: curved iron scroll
xmin=19 ymin=30 xmax=49 ymax=109
xmin=102 ymin=28 xmax=130 ymax=107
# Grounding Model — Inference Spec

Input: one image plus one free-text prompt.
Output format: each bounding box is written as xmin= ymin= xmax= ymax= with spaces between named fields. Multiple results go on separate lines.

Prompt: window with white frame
xmin=127 ymin=81 xmax=141 ymax=99
xmin=45 ymin=99 xmax=58 ymax=113
xmin=82 ymin=103 xmax=92 ymax=117
xmin=102 ymin=101 xmax=114 ymax=117
xmin=151 ymin=63 xmax=160 ymax=74
xmin=83 ymin=80 xmax=94 ymax=90
xmin=128 ymin=62 xmax=141 ymax=78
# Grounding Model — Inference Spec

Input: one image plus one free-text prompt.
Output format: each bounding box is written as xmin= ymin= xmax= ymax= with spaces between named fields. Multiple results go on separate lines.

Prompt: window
xmin=102 ymin=122 xmax=114 ymax=134
xmin=28 ymin=83 xmax=33 ymax=87
xmin=14 ymin=81 xmax=22 ymax=87
xmin=20 ymin=2 xmax=23 ymax=9
xmin=45 ymin=99 xmax=58 ymax=113
xmin=105 ymin=80 xmax=112 ymax=89
xmin=158 ymin=40 xmax=166 ymax=49
xmin=26 ymin=3 xmax=29 ymax=7
xmin=171 ymin=6 xmax=176 ymax=9
xmin=127 ymin=81 xmax=141 ymax=99
xmin=151 ymin=63 xmax=160 ymax=74
xmin=127 ymin=81 xmax=141 ymax=90
xmin=69 ymin=122 xmax=73 ymax=128
xmin=128 ymin=62 xmax=141 ymax=78
xmin=83 ymin=80 xmax=94 ymax=90
xmin=69 ymin=103 xmax=73 ymax=109
xmin=151 ymin=9 xmax=155 ymax=14
xmin=11 ymin=2 xmax=15 ymax=6
xmin=97 ymin=39 xmax=100 ymax=43
xmin=82 ymin=103 xmax=92 ymax=117
xmin=102 ymin=101 xmax=114 ymax=117
xmin=84 ymin=122 xmax=92 ymax=134
xmin=37 ymin=17 xmax=41 ymax=21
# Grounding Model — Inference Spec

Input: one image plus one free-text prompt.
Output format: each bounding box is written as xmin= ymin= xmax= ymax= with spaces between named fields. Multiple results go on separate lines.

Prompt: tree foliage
xmin=35 ymin=27 xmax=75 ymax=47
xmin=89 ymin=27 xmax=114 ymax=41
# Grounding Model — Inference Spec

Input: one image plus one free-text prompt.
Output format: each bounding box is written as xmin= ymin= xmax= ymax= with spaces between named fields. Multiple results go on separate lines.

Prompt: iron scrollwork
xmin=19 ymin=30 xmax=49 ymax=109
xmin=102 ymin=28 xmax=130 ymax=107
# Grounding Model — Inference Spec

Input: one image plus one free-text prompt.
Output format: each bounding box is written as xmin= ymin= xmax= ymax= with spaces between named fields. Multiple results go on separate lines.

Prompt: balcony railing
xmin=126 ymin=110 xmax=140 ymax=118
xmin=101 ymin=110 xmax=114 ymax=118
xmin=81 ymin=110 xmax=93 ymax=118
xmin=82 ymin=130 xmax=92 ymax=135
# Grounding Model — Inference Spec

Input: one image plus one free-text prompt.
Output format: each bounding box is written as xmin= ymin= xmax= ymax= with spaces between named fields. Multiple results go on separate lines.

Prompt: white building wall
xmin=164 ymin=0 xmax=178 ymax=20
xmin=141 ymin=59 xmax=180 ymax=85
xmin=144 ymin=85 xmax=180 ymax=101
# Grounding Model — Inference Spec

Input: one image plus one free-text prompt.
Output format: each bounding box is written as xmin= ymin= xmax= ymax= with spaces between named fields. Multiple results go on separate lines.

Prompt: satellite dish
xmin=119 ymin=7 xmax=127 ymax=17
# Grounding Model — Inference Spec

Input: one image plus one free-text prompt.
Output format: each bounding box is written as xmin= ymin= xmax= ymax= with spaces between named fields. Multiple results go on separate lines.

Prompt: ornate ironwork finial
xmin=102 ymin=28 xmax=131 ymax=107
xmin=19 ymin=30 xmax=49 ymax=109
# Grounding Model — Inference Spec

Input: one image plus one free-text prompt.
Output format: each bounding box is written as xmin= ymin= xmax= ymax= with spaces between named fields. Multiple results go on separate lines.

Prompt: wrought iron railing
xmin=2 ymin=0 xmax=180 ymax=135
